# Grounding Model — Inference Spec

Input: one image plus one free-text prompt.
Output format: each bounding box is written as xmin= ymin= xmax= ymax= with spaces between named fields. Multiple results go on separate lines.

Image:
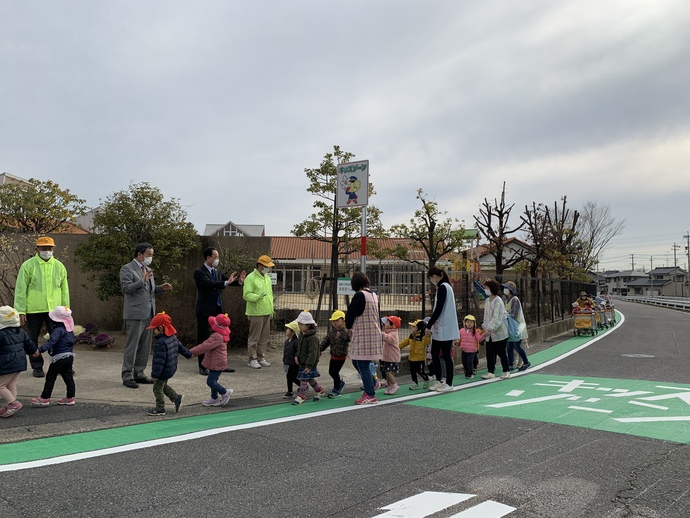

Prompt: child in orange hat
xmin=380 ymin=316 xmax=402 ymax=395
xmin=145 ymin=312 xmax=192 ymax=416
xmin=189 ymin=314 xmax=234 ymax=408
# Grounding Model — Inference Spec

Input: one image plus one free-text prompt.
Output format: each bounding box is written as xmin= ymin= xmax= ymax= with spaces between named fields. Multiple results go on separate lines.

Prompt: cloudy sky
xmin=2 ymin=0 xmax=689 ymax=272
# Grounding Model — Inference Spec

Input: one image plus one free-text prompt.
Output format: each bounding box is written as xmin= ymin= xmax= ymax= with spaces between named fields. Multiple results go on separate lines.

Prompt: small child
xmin=145 ymin=312 xmax=192 ymax=416
xmin=380 ymin=316 xmax=402 ymax=395
xmin=319 ymin=310 xmax=350 ymax=398
xmin=458 ymin=315 xmax=485 ymax=379
xmin=189 ymin=314 xmax=234 ymax=407
xmin=282 ymin=321 xmax=300 ymax=399
xmin=0 ymin=306 xmax=39 ymax=418
xmin=31 ymin=306 xmax=76 ymax=407
xmin=398 ymin=319 xmax=431 ymax=390
xmin=293 ymin=311 xmax=325 ymax=405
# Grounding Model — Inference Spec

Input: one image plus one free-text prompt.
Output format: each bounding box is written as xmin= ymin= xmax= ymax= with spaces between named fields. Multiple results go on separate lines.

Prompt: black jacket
xmin=194 ymin=265 xmax=240 ymax=317
xmin=150 ymin=333 xmax=192 ymax=380
xmin=0 ymin=327 xmax=37 ymax=376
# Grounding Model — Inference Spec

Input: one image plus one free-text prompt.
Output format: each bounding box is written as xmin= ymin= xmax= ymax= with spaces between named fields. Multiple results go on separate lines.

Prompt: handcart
xmin=604 ymin=304 xmax=616 ymax=326
xmin=573 ymin=311 xmax=597 ymax=336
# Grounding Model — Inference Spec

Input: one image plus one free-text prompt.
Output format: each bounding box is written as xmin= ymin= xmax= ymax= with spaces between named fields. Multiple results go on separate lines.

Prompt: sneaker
xmin=378 ymin=380 xmax=388 ymax=388
xmin=31 ymin=396 xmax=50 ymax=407
xmin=33 ymin=368 xmax=45 ymax=378
xmin=337 ymin=380 xmax=346 ymax=392
xmin=202 ymin=397 xmax=221 ymax=407
xmin=0 ymin=406 xmax=7 ymax=417
xmin=292 ymin=395 xmax=307 ymax=405
xmin=386 ymin=383 xmax=399 ymax=395
xmin=374 ymin=381 xmax=382 ymax=390
xmin=283 ymin=391 xmax=294 ymax=399
xmin=147 ymin=407 xmax=166 ymax=416
xmin=500 ymin=371 xmax=511 ymax=379
xmin=327 ymin=389 xmax=341 ymax=399
xmin=518 ymin=362 xmax=531 ymax=372
xmin=313 ymin=389 xmax=326 ymax=401
xmin=56 ymin=397 xmax=75 ymax=406
xmin=174 ymin=394 xmax=183 ymax=413
xmin=481 ymin=373 xmax=496 ymax=379
xmin=422 ymin=381 xmax=430 ymax=389
xmin=409 ymin=383 xmax=419 ymax=390
xmin=248 ymin=359 xmax=261 ymax=369
xmin=354 ymin=393 xmax=379 ymax=405
xmin=2 ymin=400 xmax=23 ymax=417
xmin=436 ymin=383 xmax=453 ymax=392
xmin=220 ymin=388 xmax=234 ymax=406
xmin=465 ymin=375 xmax=474 ymax=379
xmin=429 ymin=381 xmax=441 ymax=390
xmin=509 ymin=367 xmax=517 ymax=372
xmin=258 ymin=359 xmax=271 ymax=367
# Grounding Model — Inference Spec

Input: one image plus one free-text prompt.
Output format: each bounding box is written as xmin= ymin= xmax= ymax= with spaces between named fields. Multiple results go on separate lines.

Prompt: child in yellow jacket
xmin=398 ymin=319 xmax=431 ymax=390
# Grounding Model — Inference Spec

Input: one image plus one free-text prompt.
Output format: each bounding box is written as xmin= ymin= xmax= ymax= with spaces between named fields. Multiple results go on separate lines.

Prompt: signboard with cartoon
xmin=336 ymin=160 xmax=369 ymax=208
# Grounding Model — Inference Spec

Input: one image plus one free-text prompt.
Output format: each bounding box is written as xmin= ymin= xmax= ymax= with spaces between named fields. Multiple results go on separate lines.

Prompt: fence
xmin=271 ymin=263 xmax=596 ymax=332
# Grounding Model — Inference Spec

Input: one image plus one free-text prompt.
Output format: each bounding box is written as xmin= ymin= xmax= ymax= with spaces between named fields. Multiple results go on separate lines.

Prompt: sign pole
xmin=361 ymin=206 xmax=367 ymax=274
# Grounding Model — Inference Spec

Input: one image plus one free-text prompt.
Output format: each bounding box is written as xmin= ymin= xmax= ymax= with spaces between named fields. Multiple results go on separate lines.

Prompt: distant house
xmin=475 ymin=237 xmax=532 ymax=271
xmin=0 ymin=172 xmax=31 ymax=187
xmin=602 ymin=270 xmax=649 ymax=296
xmin=203 ymin=221 xmax=265 ymax=237
xmin=605 ymin=267 xmax=688 ymax=297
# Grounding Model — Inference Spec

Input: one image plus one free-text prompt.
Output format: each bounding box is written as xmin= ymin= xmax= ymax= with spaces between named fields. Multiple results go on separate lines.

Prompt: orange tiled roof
xmin=271 ymin=236 xmax=443 ymax=261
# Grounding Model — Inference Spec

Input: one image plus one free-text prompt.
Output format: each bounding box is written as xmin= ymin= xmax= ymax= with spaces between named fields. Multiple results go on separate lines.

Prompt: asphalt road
xmin=2 ymin=300 xmax=690 ymax=517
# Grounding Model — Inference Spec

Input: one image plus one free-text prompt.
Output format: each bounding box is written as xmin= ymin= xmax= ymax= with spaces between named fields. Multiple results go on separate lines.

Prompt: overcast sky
xmin=2 ymin=0 xmax=689 ymax=272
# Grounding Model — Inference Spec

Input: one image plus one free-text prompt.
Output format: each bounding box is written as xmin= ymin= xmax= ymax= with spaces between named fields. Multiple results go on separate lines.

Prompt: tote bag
xmin=506 ymin=314 xmax=522 ymax=342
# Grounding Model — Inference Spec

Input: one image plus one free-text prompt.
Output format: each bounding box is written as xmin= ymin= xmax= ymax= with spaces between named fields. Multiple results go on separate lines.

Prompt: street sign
xmin=336 ymin=160 xmax=369 ymax=208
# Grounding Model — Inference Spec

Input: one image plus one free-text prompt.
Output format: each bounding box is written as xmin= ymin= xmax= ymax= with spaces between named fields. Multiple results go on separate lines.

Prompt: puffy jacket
xmin=243 ymin=269 xmax=274 ymax=317
xmin=14 ymin=255 xmax=70 ymax=315
xmin=296 ymin=329 xmax=320 ymax=369
xmin=189 ymin=332 xmax=228 ymax=372
xmin=381 ymin=328 xmax=401 ymax=363
xmin=458 ymin=327 xmax=485 ymax=353
xmin=399 ymin=331 xmax=430 ymax=362
xmin=0 ymin=327 xmax=37 ymax=375
xmin=283 ymin=335 xmax=299 ymax=366
xmin=319 ymin=328 xmax=350 ymax=358
xmin=151 ymin=333 xmax=192 ymax=380
xmin=38 ymin=325 xmax=75 ymax=356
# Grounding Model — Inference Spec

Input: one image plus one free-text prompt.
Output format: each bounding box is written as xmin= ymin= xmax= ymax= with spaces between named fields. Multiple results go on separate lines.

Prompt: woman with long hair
xmin=425 ymin=267 xmax=459 ymax=392
xmin=481 ymin=279 xmax=511 ymax=379
xmin=345 ymin=272 xmax=382 ymax=405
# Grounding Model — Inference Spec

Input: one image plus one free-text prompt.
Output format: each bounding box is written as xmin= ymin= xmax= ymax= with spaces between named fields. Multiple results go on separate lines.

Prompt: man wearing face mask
xmin=242 ymin=255 xmax=275 ymax=369
xmin=193 ymin=246 xmax=246 ymax=375
xmin=14 ymin=236 xmax=70 ymax=377
xmin=120 ymin=243 xmax=173 ymax=388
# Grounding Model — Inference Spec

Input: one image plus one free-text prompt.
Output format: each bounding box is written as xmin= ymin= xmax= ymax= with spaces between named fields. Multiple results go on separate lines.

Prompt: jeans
xmin=486 ymin=338 xmax=509 ymax=374
xmin=461 ymin=351 xmax=476 ymax=377
xmin=206 ymin=370 xmax=227 ymax=399
xmin=431 ymin=339 xmax=455 ymax=386
xmin=153 ymin=379 xmax=178 ymax=410
xmin=352 ymin=359 xmax=376 ymax=397
xmin=507 ymin=340 xmax=528 ymax=367
xmin=41 ymin=356 xmax=75 ymax=399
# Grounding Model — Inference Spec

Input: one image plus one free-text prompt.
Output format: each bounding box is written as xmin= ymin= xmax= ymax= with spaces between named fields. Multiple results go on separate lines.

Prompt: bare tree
xmin=574 ymin=200 xmax=625 ymax=272
xmin=473 ymin=182 xmax=524 ymax=277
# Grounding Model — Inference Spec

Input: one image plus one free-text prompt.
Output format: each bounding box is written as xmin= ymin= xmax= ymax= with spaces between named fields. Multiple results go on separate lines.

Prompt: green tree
xmin=75 ymin=182 xmax=199 ymax=300
xmin=0 ymin=178 xmax=87 ymax=234
xmin=292 ymin=145 xmax=385 ymax=308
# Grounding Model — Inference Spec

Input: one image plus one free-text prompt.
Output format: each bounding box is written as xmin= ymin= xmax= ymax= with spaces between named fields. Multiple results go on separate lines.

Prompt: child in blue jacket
xmin=146 ymin=312 xmax=192 ymax=416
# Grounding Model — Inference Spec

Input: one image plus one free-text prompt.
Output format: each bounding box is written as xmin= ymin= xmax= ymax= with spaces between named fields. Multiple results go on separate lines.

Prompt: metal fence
xmin=271 ymin=263 xmax=596 ymax=331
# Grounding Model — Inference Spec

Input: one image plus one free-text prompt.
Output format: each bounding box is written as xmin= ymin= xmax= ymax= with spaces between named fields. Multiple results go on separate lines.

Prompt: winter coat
xmin=399 ymin=331 xmax=430 ymax=362
xmin=381 ymin=328 xmax=401 ymax=363
xmin=151 ymin=333 xmax=192 ymax=380
xmin=243 ymin=268 xmax=274 ymax=317
xmin=319 ymin=327 xmax=350 ymax=358
xmin=283 ymin=334 xmax=299 ymax=366
xmin=483 ymin=295 xmax=509 ymax=341
xmin=0 ymin=327 xmax=37 ymax=375
xmin=38 ymin=325 xmax=75 ymax=357
xmin=458 ymin=327 xmax=485 ymax=353
xmin=296 ymin=328 xmax=320 ymax=369
xmin=14 ymin=255 xmax=70 ymax=315
xmin=189 ymin=332 xmax=228 ymax=371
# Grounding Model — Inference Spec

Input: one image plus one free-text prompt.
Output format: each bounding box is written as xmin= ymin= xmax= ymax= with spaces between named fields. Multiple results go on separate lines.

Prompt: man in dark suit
xmin=120 ymin=243 xmax=172 ymax=388
xmin=194 ymin=246 xmax=246 ymax=375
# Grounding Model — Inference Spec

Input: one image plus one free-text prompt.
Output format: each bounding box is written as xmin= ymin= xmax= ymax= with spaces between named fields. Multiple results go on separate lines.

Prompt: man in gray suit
xmin=120 ymin=243 xmax=173 ymax=388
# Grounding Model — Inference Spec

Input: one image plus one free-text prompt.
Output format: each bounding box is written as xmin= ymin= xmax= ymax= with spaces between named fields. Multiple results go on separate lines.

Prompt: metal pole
xmin=361 ymin=206 xmax=367 ymax=275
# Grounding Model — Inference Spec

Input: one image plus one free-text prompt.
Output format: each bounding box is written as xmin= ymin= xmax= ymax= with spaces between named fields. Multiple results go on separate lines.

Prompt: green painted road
xmin=5 ymin=311 xmax=685 ymax=472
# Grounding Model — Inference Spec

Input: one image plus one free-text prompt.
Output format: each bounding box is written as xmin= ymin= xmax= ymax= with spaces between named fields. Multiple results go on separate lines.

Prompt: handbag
xmin=506 ymin=314 xmax=522 ymax=341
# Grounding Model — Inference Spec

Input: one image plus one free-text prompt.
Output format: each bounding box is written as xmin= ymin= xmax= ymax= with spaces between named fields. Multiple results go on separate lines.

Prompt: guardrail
xmin=622 ymin=296 xmax=690 ymax=311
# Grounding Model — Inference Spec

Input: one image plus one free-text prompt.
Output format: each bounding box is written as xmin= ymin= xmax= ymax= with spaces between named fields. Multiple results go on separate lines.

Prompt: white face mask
xmin=263 ymin=267 xmax=271 ymax=274
xmin=39 ymin=250 xmax=53 ymax=260
xmin=143 ymin=256 xmax=153 ymax=266
xmin=212 ymin=258 xmax=220 ymax=267
xmin=504 ymin=289 xmax=511 ymax=296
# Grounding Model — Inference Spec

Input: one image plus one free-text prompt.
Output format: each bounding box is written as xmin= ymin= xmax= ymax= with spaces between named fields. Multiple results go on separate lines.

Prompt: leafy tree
xmin=292 ymin=145 xmax=385 ymax=308
xmin=0 ymin=178 xmax=87 ymax=234
xmin=75 ymin=182 xmax=199 ymax=300
xmin=389 ymin=189 xmax=467 ymax=269
xmin=473 ymin=182 xmax=524 ymax=277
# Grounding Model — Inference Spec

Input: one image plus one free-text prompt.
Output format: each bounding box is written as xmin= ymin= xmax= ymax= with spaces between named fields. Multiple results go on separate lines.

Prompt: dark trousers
xmin=153 ymin=379 xmax=178 ymax=410
xmin=409 ymin=360 xmax=429 ymax=384
xmin=41 ymin=357 xmax=75 ymax=399
xmin=197 ymin=307 xmax=221 ymax=369
xmin=328 ymin=358 xmax=346 ymax=390
xmin=286 ymin=364 xmax=299 ymax=392
xmin=461 ymin=351 xmax=476 ymax=377
xmin=206 ymin=370 xmax=227 ymax=399
xmin=431 ymin=339 xmax=455 ymax=386
xmin=486 ymin=338 xmax=509 ymax=374
xmin=26 ymin=313 xmax=54 ymax=370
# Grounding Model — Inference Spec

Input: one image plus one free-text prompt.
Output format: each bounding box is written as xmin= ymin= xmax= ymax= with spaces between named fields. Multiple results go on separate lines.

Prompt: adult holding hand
xmin=425 ymin=267 xmax=459 ymax=393
xmin=345 ymin=272 xmax=382 ymax=405
xmin=480 ymin=279 xmax=510 ymax=380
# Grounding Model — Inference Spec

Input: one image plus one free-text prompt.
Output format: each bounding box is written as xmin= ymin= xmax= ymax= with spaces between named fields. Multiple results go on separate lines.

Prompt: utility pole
xmin=672 ymin=243 xmax=680 ymax=296
xmin=630 ymin=254 xmax=635 ymax=271
xmin=684 ymin=232 xmax=690 ymax=297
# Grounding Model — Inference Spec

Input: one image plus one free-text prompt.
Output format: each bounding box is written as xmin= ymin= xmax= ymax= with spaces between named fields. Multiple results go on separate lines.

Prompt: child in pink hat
xmin=189 ymin=314 xmax=234 ymax=407
xmin=31 ymin=306 xmax=76 ymax=407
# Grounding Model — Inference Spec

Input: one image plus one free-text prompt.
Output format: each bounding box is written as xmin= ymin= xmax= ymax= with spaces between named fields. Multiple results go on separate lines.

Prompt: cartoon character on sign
xmin=345 ymin=175 xmax=361 ymax=205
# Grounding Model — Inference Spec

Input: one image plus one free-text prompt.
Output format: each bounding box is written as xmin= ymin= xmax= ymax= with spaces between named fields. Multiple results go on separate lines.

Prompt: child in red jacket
xmin=189 ymin=314 xmax=233 ymax=407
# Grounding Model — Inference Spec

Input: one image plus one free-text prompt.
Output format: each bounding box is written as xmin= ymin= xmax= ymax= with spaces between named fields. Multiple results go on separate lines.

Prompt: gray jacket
xmin=120 ymin=259 xmax=164 ymax=320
